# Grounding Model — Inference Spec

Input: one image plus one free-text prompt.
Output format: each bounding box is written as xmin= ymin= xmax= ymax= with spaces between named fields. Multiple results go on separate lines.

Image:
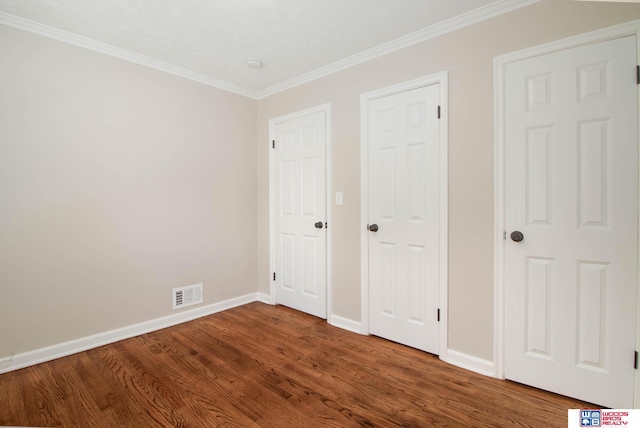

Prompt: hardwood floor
xmin=0 ymin=302 xmax=591 ymax=427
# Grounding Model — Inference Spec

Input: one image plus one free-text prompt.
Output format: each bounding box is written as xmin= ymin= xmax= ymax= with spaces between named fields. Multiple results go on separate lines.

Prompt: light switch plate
xmin=335 ymin=192 xmax=343 ymax=206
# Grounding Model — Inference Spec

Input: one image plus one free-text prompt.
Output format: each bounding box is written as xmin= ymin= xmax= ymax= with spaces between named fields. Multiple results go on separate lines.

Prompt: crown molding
xmin=0 ymin=12 xmax=257 ymax=99
xmin=574 ymin=0 xmax=640 ymax=2
xmin=0 ymin=0 xmax=540 ymax=101
xmin=255 ymin=0 xmax=540 ymax=99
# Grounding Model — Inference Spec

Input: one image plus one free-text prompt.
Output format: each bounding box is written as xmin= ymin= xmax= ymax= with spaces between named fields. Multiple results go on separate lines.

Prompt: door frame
xmin=268 ymin=104 xmax=332 ymax=319
xmin=493 ymin=19 xmax=640 ymax=405
xmin=360 ymin=72 xmax=449 ymax=359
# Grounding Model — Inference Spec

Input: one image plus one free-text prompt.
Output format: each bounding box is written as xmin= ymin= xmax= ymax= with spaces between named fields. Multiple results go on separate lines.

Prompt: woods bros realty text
xmin=572 ymin=410 xmax=638 ymax=427
xmin=599 ymin=411 xmax=629 ymax=426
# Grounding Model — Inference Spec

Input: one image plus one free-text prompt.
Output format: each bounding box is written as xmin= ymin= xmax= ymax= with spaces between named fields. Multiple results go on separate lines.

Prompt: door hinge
xmin=437 ymin=105 xmax=441 ymax=119
xmin=272 ymin=140 xmax=275 ymax=149
xmin=273 ymin=272 xmax=276 ymax=281
xmin=635 ymin=351 xmax=638 ymax=369
xmin=637 ymin=66 xmax=639 ymax=85
xmin=437 ymin=308 xmax=440 ymax=322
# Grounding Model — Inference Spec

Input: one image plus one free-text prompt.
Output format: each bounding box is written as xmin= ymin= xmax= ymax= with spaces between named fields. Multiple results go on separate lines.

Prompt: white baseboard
xmin=256 ymin=292 xmax=272 ymax=304
xmin=328 ymin=314 xmax=363 ymax=334
xmin=0 ymin=292 xmax=261 ymax=374
xmin=445 ymin=349 xmax=495 ymax=377
xmin=2 ymin=295 xmax=496 ymax=379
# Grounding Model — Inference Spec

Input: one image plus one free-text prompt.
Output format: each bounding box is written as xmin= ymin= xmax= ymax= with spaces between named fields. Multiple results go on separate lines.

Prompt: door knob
xmin=314 ymin=222 xmax=324 ymax=229
xmin=510 ymin=231 xmax=524 ymax=242
xmin=369 ymin=224 xmax=379 ymax=232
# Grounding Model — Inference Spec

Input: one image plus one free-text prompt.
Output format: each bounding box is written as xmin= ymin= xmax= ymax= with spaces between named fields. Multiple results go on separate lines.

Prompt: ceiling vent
xmin=172 ymin=283 xmax=203 ymax=310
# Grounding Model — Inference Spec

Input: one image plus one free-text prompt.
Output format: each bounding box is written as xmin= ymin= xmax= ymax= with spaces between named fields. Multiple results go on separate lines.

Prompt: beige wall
xmin=0 ymin=24 xmax=257 ymax=358
xmin=3 ymin=0 xmax=640 ymax=366
xmin=256 ymin=0 xmax=640 ymax=361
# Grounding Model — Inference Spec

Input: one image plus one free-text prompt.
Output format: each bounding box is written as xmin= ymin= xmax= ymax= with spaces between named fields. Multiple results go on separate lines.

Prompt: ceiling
xmin=0 ymin=0 xmax=537 ymax=98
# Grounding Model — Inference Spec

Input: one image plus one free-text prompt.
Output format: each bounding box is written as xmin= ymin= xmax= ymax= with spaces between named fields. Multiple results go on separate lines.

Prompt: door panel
xmin=504 ymin=35 xmax=638 ymax=408
xmin=368 ymin=84 xmax=440 ymax=354
xmin=273 ymin=110 xmax=327 ymax=318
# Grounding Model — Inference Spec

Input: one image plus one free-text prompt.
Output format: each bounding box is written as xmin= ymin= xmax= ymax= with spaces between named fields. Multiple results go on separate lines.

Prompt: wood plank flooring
xmin=0 ymin=302 xmax=592 ymax=427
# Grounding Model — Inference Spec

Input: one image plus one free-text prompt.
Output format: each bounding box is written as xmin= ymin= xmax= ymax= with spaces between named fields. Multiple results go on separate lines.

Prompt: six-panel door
xmin=504 ymin=35 xmax=638 ymax=408
xmin=274 ymin=110 xmax=327 ymax=319
xmin=368 ymin=84 xmax=441 ymax=354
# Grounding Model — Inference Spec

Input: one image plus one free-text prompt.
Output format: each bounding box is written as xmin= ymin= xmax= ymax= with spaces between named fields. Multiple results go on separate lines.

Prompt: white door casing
xmin=270 ymin=105 xmax=331 ymax=319
xmin=502 ymin=35 xmax=638 ymax=408
xmin=361 ymin=73 xmax=448 ymax=356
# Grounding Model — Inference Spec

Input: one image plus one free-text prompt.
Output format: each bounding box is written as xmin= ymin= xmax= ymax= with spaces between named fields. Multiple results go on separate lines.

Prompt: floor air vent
xmin=172 ymin=283 xmax=203 ymax=310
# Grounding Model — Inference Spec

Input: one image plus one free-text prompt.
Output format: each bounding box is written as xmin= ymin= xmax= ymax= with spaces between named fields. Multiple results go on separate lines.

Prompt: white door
xmin=367 ymin=84 xmax=441 ymax=354
xmin=504 ymin=35 xmax=638 ymax=408
xmin=272 ymin=109 xmax=327 ymax=319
